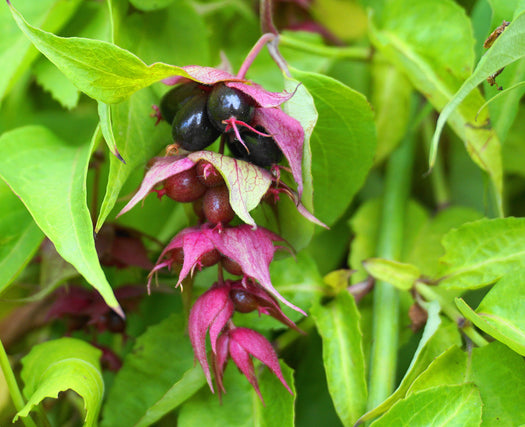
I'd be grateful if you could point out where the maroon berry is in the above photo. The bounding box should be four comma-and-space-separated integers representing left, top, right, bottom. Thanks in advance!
192, 197, 205, 220
164, 167, 207, 202
222, 256, 243, 276
203, 186, 235, 224
168, 247, 185, 265
196, 160, 224, 188
199, 249, 221, 267
230, 288, 258, 313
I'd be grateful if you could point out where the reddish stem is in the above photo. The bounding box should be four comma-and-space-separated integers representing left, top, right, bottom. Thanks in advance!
237, 33, 276, 79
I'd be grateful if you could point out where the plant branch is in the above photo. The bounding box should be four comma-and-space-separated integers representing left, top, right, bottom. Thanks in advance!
367, 97, 420, 410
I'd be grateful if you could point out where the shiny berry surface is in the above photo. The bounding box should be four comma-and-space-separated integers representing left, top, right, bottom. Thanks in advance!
164, 167, 207, 202
207, 84, 255, 131
203, 186, 235, 224
172, 93, 221, 151
160, 82, 205, 124
227, 127, 283, 167
230, 288, 258, 313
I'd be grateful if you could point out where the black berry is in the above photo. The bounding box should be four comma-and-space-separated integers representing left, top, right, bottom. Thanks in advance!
203, 186, 235, 224
172, 93, 221, 151
160, 82, 206, 124
164, 167, 207, 202
207, 83, 255, 132
227, 127, 283, 167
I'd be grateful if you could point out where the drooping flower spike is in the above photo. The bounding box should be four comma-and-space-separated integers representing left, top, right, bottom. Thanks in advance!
147, 223, 304, 314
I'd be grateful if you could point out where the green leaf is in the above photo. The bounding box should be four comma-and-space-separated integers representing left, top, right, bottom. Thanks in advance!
178, 361, 295, 427
370, 0, 503, 210
15, 338, 103, 426
455, 273, 525, 355
311, 291, 367, 426
439, 217, 525, 291
291, 69, 376, 226
363, 259, 420, 291
432, 9, 525, 155
407, 346, 468, 394
7, 2, 192, 104
370, 384, 482, 427
96, 89, 171, 230
129, 0, 174, 11
101, 313, 205, 427
358, 302, 462, 423
0, 181, 43, 294
470, 342, 525, 425
371, 57, 413, 164
0, 126, 121, 314
405, 206, 483, 278
0, 0, 82, 102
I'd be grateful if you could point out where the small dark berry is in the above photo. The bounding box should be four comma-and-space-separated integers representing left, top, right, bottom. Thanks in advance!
160, 82, 206, 124
192, 197, 205, 220
172, 93, 221, 151
199, 249, 222, 267
227, 127, 283, 167
203, 186, 235, 224
207, 83, 255, 132
196, 160, 225, 188
230, 288, 258, 313
164, 167, 207, 202
222, 256, 243, 276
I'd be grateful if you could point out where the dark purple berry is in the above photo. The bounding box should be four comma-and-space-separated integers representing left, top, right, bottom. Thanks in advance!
227, 127, 283, 167
196, 160, 224, 188
164, 167, 207, 202
160, 82, 206, 124
203, 186, 235, 224
172, 93, 221, 151
207, 83, 255, 131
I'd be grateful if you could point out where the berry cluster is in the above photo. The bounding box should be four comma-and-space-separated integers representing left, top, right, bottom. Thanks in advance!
160, 81, 283, 167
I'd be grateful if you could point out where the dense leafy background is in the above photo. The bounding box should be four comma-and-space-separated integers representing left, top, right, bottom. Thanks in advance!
1, 0, 525, 426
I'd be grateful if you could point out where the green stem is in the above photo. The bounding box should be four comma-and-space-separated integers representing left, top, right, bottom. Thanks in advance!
279, 34, 371, 61
416, 283, 489, 347
0, 340, 37, 427
367, 98, 421, 410
422, 117, 450, 210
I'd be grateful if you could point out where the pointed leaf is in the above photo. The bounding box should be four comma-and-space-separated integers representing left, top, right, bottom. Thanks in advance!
8, 1, 192, 103
432, 10, 525, 163
311, 291, 367, 426
370, 384, 482, 427
0, 126, 121, 314
456, 272, 525, 355
15, 338, 103, 426
439, 217, 525, 290
0, 181, 43, 293
0, 0, 83, 101
363, 259, 421, 291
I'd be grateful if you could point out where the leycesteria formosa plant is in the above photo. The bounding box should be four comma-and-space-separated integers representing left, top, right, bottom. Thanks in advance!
117, 34, 325, 398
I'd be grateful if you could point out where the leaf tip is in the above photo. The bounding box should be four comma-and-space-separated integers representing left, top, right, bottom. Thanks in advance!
115, 151, 126, 164
112, 304, 126, 320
